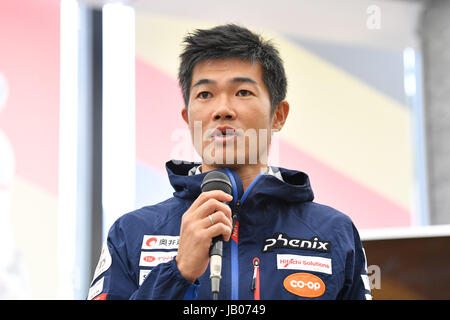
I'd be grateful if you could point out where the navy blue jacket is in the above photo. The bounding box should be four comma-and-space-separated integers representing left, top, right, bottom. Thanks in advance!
88, 160, 372, 300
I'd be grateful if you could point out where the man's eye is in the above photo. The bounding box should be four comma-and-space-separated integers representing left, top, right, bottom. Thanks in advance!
197, 91, 212, 99
237, 89, 252, 97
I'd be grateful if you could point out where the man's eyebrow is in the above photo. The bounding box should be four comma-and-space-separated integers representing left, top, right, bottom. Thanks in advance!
192, 77, 258, 88
192, 78, 216, 88
229, 77, 258, 85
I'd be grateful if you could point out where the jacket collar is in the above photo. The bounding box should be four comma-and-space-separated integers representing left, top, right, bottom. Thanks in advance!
187, 164, 284, 182
166, 160, 314, 204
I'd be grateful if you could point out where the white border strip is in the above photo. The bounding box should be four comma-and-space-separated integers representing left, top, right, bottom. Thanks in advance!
102, 3, 136, 239
403, 47, 430, 226
360, 224, 450, 241
58, 0, 80, 300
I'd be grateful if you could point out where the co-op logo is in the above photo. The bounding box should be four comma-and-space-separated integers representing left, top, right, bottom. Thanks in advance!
283, 273, 326, 298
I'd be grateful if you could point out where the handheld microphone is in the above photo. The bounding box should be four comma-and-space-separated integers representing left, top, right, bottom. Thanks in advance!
201, 171, 232, 300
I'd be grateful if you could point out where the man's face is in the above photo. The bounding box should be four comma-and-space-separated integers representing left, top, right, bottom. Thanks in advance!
182, 58, 287, 168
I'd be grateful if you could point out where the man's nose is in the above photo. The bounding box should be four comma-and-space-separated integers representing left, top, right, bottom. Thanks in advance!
211, 96, 236, 120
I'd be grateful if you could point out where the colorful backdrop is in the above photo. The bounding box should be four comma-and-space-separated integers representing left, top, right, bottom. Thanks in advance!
134, 14, 415, 230
0, 0, 60, 298
0, 2, 421, 299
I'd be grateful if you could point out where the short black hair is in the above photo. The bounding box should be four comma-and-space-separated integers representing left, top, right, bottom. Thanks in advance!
178, 24, 287, 114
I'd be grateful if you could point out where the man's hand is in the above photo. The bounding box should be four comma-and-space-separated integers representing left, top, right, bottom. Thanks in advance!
175, 190, 233, 283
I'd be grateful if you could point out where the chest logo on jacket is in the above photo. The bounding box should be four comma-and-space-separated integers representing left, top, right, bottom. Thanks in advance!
262, 232, 331, 253
141, 235, 179, 250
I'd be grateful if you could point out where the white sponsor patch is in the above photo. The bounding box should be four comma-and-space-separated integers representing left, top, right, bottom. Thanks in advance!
92, 243, 112, 282
277, 254, 332, 275
361, 274, 371, 291
139, 251, 177, 267
88, 277, 104, 300
141, 235, 179, 250
139, 269, 151, 286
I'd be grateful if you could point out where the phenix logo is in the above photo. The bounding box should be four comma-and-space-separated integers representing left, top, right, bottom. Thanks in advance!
262, 233, 331, 253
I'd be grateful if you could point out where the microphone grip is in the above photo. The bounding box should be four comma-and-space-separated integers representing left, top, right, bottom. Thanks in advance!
209, 236, 223, 256
210, 236, 223, 299
201, 171, 232, 300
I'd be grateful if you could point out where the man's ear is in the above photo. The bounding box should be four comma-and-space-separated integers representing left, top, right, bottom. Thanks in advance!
271, 100, 290, 132
181, 107, 189, 125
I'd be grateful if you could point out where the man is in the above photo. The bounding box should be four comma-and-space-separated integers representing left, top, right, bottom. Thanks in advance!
88, 24, 371, 300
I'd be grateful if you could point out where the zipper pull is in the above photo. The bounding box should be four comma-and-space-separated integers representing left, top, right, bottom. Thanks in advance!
232, 200, 241, 235
233, 200, 241, 220
251, 257, 260, 300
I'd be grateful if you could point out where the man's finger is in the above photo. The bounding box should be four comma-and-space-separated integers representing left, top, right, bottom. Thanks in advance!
188, 190, 233, 212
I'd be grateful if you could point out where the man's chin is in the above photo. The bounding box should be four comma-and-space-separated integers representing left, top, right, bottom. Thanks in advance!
207, 163, 242, 170
201, 157, 262, 169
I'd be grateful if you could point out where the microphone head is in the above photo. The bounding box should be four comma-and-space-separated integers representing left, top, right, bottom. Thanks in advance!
201, 171, 232, 196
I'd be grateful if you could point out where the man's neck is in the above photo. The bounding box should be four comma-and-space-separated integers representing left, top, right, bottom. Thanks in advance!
201, 163, 268, 193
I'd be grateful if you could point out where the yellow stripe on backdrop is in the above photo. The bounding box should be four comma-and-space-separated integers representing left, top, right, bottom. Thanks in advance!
135, 14, 413, 213
10, 176, 58, 299
275, 35, 413, 213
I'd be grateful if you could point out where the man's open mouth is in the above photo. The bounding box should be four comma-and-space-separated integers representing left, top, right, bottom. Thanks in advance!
210, 126, 238, 142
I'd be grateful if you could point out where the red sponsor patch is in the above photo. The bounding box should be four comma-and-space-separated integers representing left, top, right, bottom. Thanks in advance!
232, 221, 239, 243
145, 237, 157, 247
143, 256, 155, 263
283, 273, 325, 298
93, 293, 107, 300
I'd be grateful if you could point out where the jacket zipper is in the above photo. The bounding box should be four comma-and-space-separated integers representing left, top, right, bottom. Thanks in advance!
232, 200, 240, 238
225, 169, 240, 300
230, 200, 240, 300
251, 257, 260, 300
225, 169, 264, 300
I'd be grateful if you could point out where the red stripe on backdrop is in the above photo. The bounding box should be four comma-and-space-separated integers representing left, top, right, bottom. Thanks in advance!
0, 0, 60, 196
135, 57, 411, 229
136, 57, 188, 174
277, 139, 411, 229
